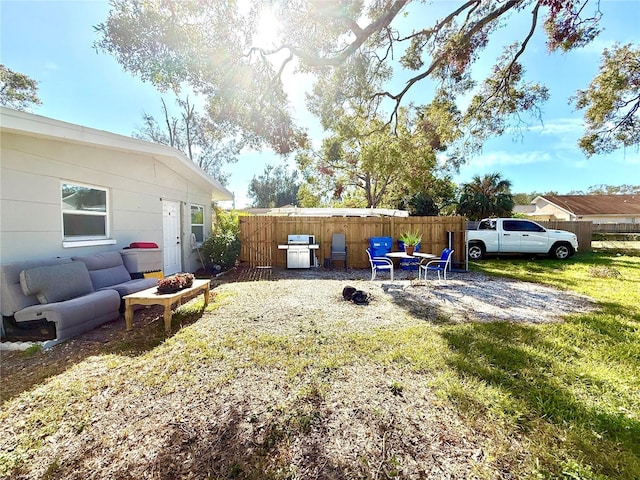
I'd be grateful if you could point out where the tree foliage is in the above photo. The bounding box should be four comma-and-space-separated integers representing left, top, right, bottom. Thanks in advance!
513, 185, 640, 200
567, 184, 640, 195
457, 172, 514, 220
513, 190, 561, 204
248, 164, 301, 208
94, 0, 623, 159
200, 208, 243, 271
0, 65, 41, 110
296, 108, 450, 208
94, 0, 307, 155
134, 97, 239, 185
574, 44, 640, 156
296, 184, 323, 208
395, 178, 458, 216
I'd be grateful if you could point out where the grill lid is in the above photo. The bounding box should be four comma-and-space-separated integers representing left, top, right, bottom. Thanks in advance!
288, 234, 311, 244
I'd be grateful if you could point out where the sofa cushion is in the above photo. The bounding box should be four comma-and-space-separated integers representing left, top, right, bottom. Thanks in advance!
72, 252, 131, 290
98, 278, 157, 297
20, 262, 94, 304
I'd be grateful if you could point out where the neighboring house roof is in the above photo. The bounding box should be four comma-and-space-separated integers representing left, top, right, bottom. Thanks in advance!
536, 195, 640, 216
0, 107, 233, 201
241, 207, 410, 217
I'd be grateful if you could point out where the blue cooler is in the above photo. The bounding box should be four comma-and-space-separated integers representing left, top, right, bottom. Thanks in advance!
369, 236, 393, 257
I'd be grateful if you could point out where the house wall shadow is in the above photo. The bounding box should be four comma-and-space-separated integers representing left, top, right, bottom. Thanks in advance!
1, 301, 210, 404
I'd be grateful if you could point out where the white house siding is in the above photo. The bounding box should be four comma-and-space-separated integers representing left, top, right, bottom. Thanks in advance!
530, 198, 572, 220
0, 131, 213, 271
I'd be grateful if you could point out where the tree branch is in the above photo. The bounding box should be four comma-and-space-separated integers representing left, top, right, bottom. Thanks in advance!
285, 0, 410, 67
466, 1, 542, 118
375, 0, 523, 130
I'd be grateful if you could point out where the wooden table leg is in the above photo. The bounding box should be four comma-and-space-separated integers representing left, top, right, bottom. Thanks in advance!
203, 285, 210, 307
125, 299, 133, 330
163, 300, 173, 333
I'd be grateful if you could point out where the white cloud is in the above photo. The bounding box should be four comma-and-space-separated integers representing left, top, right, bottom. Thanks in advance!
529, 118, 583, 136
466, 151, 554, 169
44, 62, 58, 71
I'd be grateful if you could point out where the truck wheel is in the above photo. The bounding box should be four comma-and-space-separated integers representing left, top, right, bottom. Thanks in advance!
551, 243, 572, 260
468, 243, 485, 260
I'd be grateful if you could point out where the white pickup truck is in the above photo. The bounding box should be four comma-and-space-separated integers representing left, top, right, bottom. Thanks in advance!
467, 218, 578, 260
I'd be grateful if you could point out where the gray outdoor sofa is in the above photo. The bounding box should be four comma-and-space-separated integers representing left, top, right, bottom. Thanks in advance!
1, 251, 157, 347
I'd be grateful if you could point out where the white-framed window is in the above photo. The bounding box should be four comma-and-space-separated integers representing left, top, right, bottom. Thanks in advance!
61, 182, 111, 246
190, 204, 205, 245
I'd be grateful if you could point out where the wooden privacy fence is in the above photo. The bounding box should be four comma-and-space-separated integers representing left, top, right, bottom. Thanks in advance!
239, 216, 467, 269
592, 223, 640, 233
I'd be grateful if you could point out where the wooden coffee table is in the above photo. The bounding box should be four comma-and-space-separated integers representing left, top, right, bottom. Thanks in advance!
123, 279, 211, 332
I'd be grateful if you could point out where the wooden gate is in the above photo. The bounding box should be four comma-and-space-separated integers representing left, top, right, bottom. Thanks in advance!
240, 216, 274, 267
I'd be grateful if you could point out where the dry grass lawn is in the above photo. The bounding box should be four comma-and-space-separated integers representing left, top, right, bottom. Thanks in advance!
1, 257, 637, 480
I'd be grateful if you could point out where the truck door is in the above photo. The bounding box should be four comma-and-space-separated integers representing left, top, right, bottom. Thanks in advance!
503, 219, 548, 253
517, 220, 548, 253
500, 220, 523, 252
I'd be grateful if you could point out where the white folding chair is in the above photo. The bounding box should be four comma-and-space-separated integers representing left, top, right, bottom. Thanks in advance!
366, 248, 394, 281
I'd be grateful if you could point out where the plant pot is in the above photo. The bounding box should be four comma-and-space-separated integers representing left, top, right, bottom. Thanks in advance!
404, 245, 415, 256
157, 286, 183, 294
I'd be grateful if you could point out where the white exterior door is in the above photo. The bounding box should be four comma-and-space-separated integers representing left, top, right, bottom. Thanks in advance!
162, 200, 182, 275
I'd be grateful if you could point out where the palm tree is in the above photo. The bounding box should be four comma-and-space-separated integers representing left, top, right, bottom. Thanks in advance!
457, 172, 514, 220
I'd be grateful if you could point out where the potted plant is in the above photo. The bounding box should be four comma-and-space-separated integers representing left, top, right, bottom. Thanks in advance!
398, 230, 422, 256
157, 272, 195, 294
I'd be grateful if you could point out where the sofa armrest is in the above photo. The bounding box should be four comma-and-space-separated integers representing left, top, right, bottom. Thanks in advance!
12, 303, 50, 322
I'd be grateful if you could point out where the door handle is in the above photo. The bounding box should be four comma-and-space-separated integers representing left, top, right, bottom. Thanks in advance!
522, 234, 529, 236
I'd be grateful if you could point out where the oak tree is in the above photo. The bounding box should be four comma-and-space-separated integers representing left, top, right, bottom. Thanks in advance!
574, 44, 640, 157
0, 65, 41, 110
95, 0, 619, 158
134, 97, 239, 185
296, 108, 449, 208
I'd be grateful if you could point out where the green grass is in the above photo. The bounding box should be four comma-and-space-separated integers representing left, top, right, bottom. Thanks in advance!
20, 344, 43, 357
456, 252, 640, 479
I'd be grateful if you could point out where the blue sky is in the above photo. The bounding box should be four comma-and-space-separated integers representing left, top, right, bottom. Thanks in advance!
1, 0, 639, 208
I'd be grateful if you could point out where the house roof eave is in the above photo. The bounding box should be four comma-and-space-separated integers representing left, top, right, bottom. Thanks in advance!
537, 196, 578, 217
